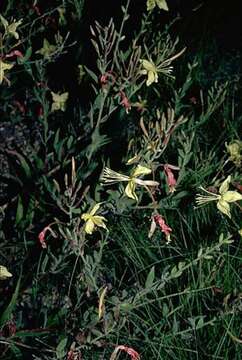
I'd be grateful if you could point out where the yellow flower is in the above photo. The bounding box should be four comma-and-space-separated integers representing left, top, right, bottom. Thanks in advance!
196, 175, 242, 218
0, 59, 14, 84
147, 0, 169, 12
140, 59, 159, 86
0, 14, 22, 39
226, 141, 242, 166
140, 49, 185, 86
101, 165, 159, 201
51, 91, 69, 112
81, 203, 107, 234
36, 38, 56, 59
0, 265, 12, 280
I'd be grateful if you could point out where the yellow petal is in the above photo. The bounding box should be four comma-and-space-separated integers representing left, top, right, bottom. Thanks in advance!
81, 213, 91, 221
147, 70, 157, 86
146, 0, 156, 11
92, 215, 107, 229
156, 0, 169, 11
141, 59, 156, 72
222, 191, 242, 203
133, 165, 151, 177
84, 219, 95, 234
0, 60, 14, 84
217, 199, 231, 218
90, 203, 101, 216
219, 176, 231, 195
8, 19, 22, 39
125, 181, 137, 201
0, 265, 12, 280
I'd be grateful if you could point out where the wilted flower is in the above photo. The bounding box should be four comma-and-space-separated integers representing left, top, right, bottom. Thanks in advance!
81, 203, 107, 234
164, 164, 179, 193
226, 141, 242, 167
38, 226, 51, 248
98, 286, 108, 320
100, 71, 116, 88
196, 175, 242, 218
13, 100, 26, 114
110, 345, 140, 360
149, 214, 172, 242
0, 60, 14, 84
38, 225, 56, 248
132, 96, 147, 113
101, 165, 159, 201
0, 265, 13, 280
147, 0, 169, 12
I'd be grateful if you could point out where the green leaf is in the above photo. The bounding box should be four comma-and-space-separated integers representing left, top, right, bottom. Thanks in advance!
10, 344, 22, 358
0, 270, 22, 327
18, 46, 32, 64
84, 66, 98, 83
145, 266, 155, 289
56, 337, 68, 359
14, 151, 32, 178
15, 196, 24, 225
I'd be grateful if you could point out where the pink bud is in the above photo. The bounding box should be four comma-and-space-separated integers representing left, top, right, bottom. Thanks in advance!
38, 226, 52, 248
164, 164, 178, 193
120, 91, 131, 113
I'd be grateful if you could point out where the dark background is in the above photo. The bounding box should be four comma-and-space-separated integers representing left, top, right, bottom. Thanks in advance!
83, 0, 242, 50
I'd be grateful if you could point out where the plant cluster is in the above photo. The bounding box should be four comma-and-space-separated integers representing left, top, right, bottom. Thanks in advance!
0, 1, 241, 359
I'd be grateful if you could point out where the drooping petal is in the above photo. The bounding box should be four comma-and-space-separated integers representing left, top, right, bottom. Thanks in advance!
148, 217, 157, 238
222, 191, 242, 203
125, 181, 137, 201
132, 165, 151, 177
217, 199, 231, 218
156, 0, 169, 11
219, 175, 231, 195
92, 215, 107, 229
147, 70, 157, 86
0, 265, 13, 280
84, 219, 95, 234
